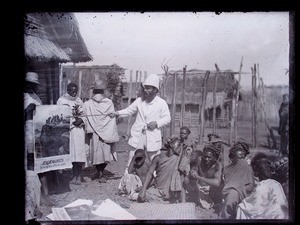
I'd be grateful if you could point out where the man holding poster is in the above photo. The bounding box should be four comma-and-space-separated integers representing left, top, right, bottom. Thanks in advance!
24, 72, 50, 221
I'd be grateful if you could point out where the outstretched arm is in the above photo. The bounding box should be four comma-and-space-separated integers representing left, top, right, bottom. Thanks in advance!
114, 98, 139, 118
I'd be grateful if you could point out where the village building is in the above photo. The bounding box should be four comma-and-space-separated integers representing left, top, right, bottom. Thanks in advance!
24, 12, 92, 104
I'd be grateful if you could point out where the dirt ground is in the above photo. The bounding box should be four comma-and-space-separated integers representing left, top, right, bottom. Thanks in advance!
36, 120, 280, 222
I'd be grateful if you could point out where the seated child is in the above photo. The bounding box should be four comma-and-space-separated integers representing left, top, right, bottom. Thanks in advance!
118, 149, 150, 200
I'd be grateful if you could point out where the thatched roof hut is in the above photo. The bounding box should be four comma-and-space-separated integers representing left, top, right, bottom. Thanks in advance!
122, 69, 238, 108
24, 13, 93, 104
162, 69, 237, 105
25, 13, 92, 63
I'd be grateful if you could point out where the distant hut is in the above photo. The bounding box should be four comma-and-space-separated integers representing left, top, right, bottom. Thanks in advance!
24, 12, 92, 104
122, 69, 241, 127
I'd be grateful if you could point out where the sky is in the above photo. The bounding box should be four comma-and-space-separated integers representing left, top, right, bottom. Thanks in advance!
73, 12, 290, 88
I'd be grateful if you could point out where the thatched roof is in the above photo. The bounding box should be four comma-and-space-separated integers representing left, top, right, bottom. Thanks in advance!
24, 13, 92, 63
25, 35, 71, 62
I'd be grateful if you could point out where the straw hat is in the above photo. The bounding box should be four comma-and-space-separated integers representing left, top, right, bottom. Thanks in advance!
143, 74, 160, 90
25, 72, 40, 84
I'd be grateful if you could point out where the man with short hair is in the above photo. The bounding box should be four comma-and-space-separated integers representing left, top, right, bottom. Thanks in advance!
185, 144, 223, 209
109, 74, 171, 174
57, 82, 87, 185
24, 72, 51, 221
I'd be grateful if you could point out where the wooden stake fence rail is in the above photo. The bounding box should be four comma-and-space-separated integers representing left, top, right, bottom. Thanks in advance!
180, 66, 187, 128
198, 71, 210, 145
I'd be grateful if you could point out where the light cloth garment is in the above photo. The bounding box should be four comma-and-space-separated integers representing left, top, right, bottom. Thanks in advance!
24, 92, 42, 221
236, 179, 288, 219
117, 96, 171, 152
83, 96, 119, 143
24, 92, 42, 156
24, 92, 42, 109
118, 174, 143, 200
83, 95, 119, 165
57, 94, 87, 164
25, 170, 41, 221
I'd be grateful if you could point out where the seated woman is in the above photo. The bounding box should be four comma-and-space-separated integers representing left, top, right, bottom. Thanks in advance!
236, 153, 288, 219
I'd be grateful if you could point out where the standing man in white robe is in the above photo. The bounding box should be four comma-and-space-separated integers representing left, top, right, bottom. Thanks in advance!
109, 74, 171, 174
57, 82, 87, 185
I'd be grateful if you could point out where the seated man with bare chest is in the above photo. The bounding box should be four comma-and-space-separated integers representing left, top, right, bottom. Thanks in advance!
184, 145, 223, 209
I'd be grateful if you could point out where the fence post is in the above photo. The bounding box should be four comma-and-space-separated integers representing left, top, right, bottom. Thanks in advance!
198, 71, 210, 144
170, 73, 177, 136
180, 66, 187, 128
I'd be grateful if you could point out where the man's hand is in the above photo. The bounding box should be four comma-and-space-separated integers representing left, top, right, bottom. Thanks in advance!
147, 121, 157, 131
73, 118, 84, 127
189, 170, 199, 179
108, 112, 119, 118
25, 103, 36, 120
137, 189, 146, 202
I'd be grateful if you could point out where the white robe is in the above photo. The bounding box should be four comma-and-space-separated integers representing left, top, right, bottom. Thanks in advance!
236, 179, 289, 219
57, 94, 87, 164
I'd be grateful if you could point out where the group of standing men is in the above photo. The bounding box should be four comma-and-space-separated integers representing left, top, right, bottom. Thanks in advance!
24, 72, 172, 221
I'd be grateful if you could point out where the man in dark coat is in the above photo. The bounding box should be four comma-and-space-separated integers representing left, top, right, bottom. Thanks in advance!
278, 94, 289, 156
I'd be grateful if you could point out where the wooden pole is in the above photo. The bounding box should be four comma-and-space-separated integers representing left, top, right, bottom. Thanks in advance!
78, 70, 82, 99
139, 70, 142, 84
189, 107, 192, 127
127, 70, 133, 140
135, 70, 139, 97
234, 57, 244, 143
128, 70, 133, 106
254, 64, 257, 147
59, 63, 63, 97
180, 66, 187, 128
251, 65, 257, 147
170, 73, 177, 136
213, 64, 219, 134
198, 71, 210, 144
144, 71, 147, 82
162, 68, 168, 138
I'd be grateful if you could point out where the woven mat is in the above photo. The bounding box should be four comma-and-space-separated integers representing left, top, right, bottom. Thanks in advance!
127, 202, 197, 220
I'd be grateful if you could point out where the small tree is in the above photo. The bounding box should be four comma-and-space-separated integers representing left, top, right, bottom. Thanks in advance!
106, 63, 125, 111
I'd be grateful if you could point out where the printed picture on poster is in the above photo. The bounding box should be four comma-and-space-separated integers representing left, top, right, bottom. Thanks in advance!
33, 105, 73, 173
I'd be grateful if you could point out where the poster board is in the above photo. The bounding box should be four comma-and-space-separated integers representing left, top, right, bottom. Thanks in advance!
33, 105, 72, 173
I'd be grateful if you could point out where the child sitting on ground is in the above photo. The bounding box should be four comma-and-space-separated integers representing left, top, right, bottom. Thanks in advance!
118, 149, 150, 200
